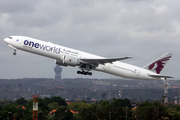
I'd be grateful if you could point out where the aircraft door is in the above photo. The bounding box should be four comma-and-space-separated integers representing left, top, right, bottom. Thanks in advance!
18, 38, 23, 44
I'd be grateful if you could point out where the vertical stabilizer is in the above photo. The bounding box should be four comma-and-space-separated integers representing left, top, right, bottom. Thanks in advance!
143, 53, 172, 74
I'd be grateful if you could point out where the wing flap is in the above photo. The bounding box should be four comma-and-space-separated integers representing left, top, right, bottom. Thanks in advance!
80, 57, 131, 64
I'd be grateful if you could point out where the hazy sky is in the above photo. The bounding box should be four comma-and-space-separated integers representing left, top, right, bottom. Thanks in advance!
1, 0, 180, 79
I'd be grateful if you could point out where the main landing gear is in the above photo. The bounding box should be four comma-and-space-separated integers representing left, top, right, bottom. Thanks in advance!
13, 50, 16, 55
77, 70, 92, 76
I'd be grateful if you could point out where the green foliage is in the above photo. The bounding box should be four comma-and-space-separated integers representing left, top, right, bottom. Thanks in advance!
2, 97, 180, 120
175, 105, 180, 111
68, 102, 98, 120
54, 106, 73, 120
99, 100, 109, 106
48, 102, 59, 111
164, 105, 180, 120
0, 100, 13, 106
15, 97, 27, 107
68, 99, 132, 120
68, 102, 81, 111
113, 98, 132, 107
25, 99, 33, 111
0, 104, 25, 119
44, 96, 67, 106
133, 100, 168, 120
78, 103, 97, 120
96, 103, 109, 120
38, 98, 49, 112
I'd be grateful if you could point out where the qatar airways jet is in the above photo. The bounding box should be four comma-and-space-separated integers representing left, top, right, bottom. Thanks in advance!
4, 36, 173, 80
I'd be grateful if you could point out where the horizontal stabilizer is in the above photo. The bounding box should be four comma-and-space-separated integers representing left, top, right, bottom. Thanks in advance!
80, 57, 131, 64
148, 74, 173, 79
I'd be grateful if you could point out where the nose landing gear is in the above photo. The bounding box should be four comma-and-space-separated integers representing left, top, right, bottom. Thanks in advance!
13, 50, 16, 55
77, 70, 92, 76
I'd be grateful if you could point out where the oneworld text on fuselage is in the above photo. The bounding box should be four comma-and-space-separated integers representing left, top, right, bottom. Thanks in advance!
23, 40, 61, 54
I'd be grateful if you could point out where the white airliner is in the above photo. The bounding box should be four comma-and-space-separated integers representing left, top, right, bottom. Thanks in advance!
4, 36, 173, 80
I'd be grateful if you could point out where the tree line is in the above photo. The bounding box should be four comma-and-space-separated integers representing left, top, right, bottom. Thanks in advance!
0, 96, 180, 120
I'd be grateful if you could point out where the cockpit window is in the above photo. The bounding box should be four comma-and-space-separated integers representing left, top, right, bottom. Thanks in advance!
8, 37, 12, 39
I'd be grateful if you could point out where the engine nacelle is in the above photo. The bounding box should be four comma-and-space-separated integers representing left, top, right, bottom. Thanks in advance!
55, 60, 68, 67
64, 55, 79, 66
55, 55, 79, 67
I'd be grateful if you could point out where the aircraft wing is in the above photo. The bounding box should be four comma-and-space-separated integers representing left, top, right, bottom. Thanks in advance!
80, 57, 131, 65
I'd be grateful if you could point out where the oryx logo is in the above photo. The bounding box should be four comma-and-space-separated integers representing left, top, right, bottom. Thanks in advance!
148, 56, 171, 74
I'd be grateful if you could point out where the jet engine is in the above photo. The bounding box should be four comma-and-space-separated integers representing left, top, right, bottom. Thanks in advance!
55, 55, 79, 67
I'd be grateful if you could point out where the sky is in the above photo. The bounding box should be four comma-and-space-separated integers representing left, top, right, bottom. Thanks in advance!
1, 0, 180, 79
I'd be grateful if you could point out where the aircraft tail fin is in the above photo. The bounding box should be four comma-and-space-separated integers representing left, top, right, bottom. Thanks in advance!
143, 53, 173, 74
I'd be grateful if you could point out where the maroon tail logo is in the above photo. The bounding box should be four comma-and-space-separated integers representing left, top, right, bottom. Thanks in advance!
148, 56, 171, 74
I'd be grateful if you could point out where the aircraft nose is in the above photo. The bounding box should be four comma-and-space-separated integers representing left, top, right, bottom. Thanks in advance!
4, 38, 8, 43
4, 37, 12, 44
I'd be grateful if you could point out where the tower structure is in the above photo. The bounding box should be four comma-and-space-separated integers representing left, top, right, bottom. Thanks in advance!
119, 88, 122, 99
85, 91, 87, 101
179, 88, 180, 105
164, 82, 168, 106
33, 95, 39, 120
109, 91, 111, 100
54, 65, 62, 79
174, 90, 178, 105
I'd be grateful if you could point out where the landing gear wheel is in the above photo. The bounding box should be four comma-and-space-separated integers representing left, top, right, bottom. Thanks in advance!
13, 52, 16, 55
13, 50, 16, 56
81, 71, 85, 74
89, 72, 92, 76
77, 70, 92, 76
84, 72, 88, 75
77, 71, 81, 74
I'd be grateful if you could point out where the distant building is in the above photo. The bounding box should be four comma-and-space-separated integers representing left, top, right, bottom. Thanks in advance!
54, 65, 62, 79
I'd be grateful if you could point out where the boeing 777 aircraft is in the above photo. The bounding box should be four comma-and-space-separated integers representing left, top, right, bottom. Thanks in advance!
4, 36, 173, 80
